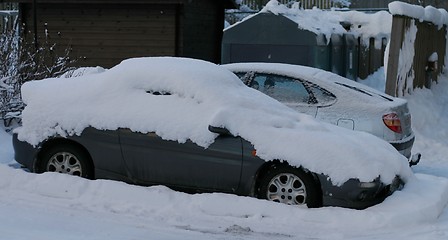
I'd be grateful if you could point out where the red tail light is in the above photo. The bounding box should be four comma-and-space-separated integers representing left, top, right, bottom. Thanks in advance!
383, 113, 402, 133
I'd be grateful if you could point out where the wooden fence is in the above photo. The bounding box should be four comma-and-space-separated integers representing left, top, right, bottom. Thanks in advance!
241, 0, 336, 10
300, 0, 335, 9
385, 15, 446, 97
358, 37, 388, 80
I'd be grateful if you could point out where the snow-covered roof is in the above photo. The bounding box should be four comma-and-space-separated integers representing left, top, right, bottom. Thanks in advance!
337, 10, 392, 45
15, 57, 411, 186
226, 0, 392, 45
260, 1, 347, 41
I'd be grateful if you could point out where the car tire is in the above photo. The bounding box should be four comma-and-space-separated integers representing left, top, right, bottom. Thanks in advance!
40, 144, 93, 179
257, 165, 321, 208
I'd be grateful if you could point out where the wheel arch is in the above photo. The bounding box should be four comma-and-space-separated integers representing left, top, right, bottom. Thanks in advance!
35, 137, 95, 178
252, 160, 281, 197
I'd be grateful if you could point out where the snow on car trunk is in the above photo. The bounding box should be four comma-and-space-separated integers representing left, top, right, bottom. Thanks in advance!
15, 57, 412, 186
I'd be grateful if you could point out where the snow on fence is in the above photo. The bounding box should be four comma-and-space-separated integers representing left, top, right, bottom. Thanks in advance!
300, 0, 335, 9
241, 0, 336, 10
385, 1, 448, 97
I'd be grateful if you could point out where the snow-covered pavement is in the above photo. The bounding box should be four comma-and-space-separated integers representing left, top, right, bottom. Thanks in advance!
0, 162, 447, 240
2, 73, 448, 239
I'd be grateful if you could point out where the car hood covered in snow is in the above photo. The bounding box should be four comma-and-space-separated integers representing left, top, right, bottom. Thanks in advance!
15, 57, 412, 186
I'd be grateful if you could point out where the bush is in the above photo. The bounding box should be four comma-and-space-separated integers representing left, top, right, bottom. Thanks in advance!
1, 24, 76, 127
0, 28, 22, 127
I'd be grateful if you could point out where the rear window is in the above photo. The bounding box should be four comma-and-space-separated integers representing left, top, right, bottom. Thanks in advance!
303, 82, 337, 105
335, 82, 393, 101
253, 74, 311, 104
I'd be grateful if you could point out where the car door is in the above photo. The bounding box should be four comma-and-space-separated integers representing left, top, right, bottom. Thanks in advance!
250, 73, 318, 117
118, 129, 243, 193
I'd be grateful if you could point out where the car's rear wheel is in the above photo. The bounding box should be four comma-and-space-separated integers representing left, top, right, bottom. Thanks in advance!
40, 144, 93, 179
257, 165, 321, 208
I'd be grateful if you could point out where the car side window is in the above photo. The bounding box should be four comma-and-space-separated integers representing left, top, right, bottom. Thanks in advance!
303, 82, 336, 105
253, 74, 311, 104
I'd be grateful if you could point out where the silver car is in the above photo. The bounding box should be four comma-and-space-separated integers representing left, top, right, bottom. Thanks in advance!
224, 63, 419, 164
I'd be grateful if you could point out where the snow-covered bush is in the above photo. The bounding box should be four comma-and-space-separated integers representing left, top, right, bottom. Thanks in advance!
0, 29, 22, 127
0, 25, 76, 127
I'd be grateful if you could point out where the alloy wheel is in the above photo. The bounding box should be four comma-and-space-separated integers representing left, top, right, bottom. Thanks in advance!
266, 173, 307, 205
46, 151, 83, 176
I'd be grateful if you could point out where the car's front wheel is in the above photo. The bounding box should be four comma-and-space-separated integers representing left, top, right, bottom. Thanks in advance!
257, 165, 321, 208
40, 144, 93, 179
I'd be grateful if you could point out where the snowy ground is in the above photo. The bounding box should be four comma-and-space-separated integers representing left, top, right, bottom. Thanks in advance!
2, 71, 448, 239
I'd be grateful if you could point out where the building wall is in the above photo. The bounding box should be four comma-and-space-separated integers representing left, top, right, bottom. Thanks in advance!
182, 0, 225, 63
20, 3, 177, 68
18, 0, 231, 68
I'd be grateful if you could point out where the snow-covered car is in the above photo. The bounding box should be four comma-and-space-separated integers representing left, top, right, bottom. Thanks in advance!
12, 57, 411, 209
223, 63, 419, 164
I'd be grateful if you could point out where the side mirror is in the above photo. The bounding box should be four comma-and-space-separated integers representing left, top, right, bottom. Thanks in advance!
208, 125, 231, 135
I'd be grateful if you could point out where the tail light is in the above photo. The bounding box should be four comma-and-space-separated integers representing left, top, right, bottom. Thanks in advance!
383, 113, 402, 133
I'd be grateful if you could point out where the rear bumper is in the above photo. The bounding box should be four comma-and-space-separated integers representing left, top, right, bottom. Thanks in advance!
317, 174, 403, 209
389, 134, 415, 159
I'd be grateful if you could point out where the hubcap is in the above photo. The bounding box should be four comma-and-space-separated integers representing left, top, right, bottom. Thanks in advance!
267, 173, 306, 205
47, 152, 83, 176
